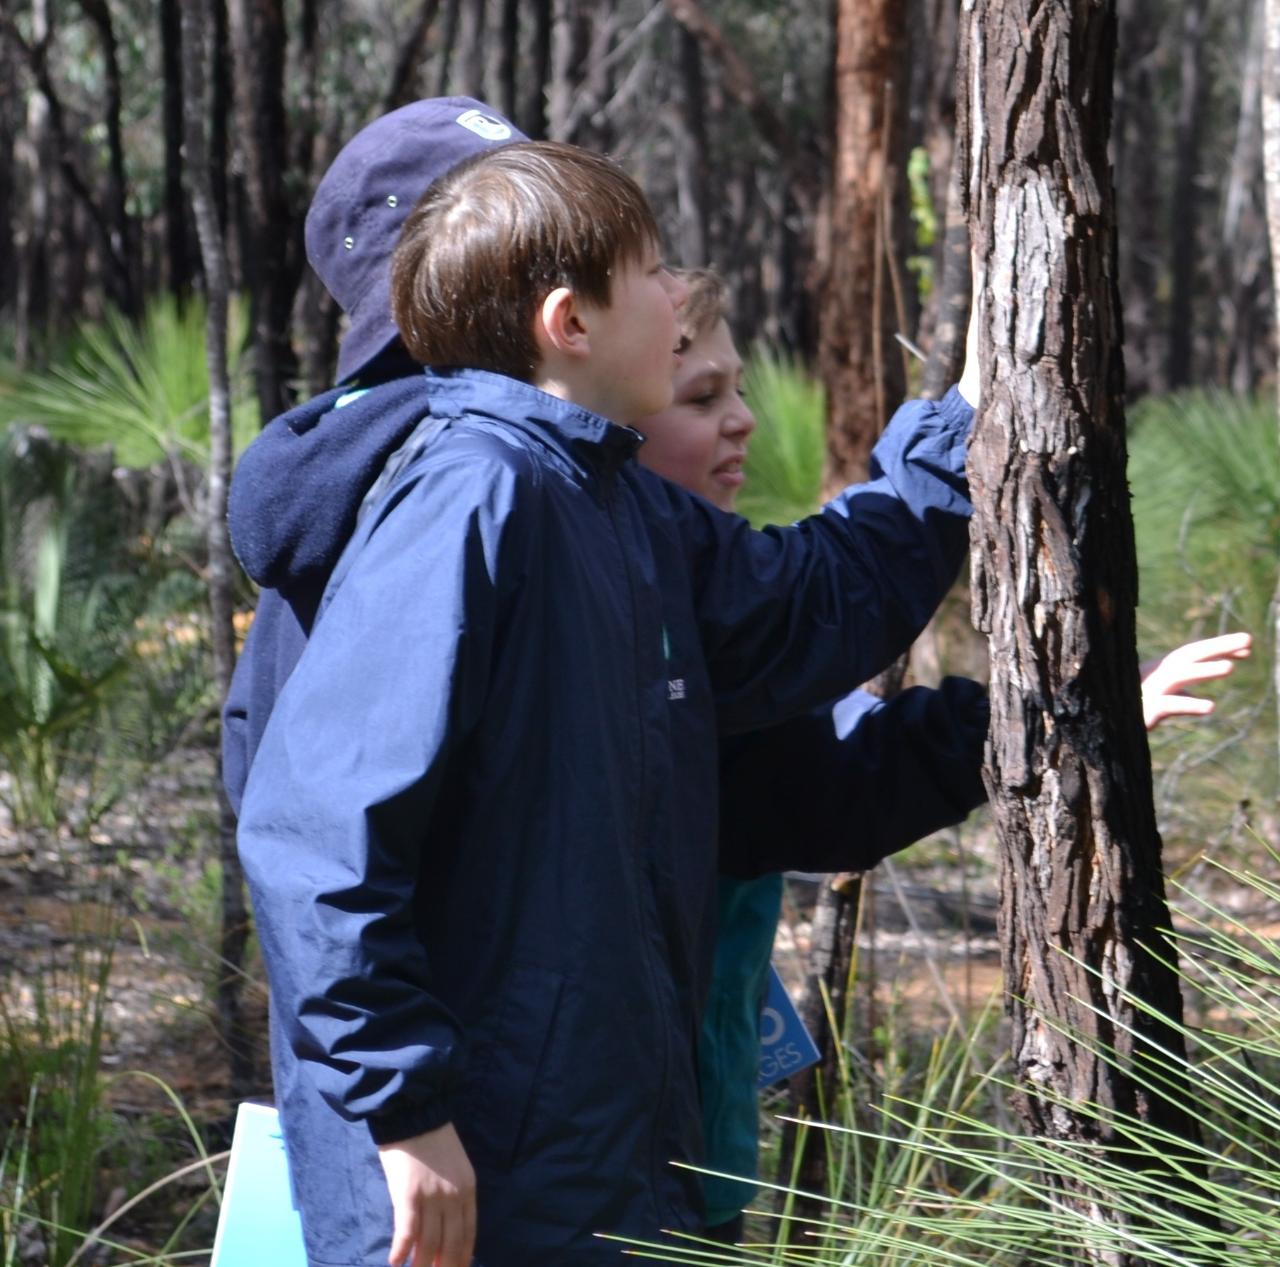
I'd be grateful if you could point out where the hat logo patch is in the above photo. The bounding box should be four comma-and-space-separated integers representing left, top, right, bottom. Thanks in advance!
456, 109, 512, 142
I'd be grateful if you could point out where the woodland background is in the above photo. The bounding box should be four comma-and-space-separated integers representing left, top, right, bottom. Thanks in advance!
0, 1, 1279, 1265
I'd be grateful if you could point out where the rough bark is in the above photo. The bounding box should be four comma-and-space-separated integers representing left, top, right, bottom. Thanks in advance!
819, 0, 911, 487
180, 0, 253, 1101
964, 1, 1210, 1253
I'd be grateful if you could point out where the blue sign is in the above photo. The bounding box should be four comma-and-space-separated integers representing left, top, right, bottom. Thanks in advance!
211, 1103, 308, 1267
758, 965, 821, 1088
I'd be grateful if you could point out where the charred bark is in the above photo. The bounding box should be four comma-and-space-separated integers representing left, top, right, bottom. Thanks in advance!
228, 0, 298, 421
964, 1, 1212, 1254
1167, 0, 1209, 390
161, 0, 192, 300
669, 24, 710, 267
180, 0, 253, 1100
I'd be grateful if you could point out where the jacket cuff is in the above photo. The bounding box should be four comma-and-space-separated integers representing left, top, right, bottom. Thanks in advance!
366, 1095, 454, 1146
938, 384, 975, 429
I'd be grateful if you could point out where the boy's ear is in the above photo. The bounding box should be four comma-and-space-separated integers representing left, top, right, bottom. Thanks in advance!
535, 287, 591, 361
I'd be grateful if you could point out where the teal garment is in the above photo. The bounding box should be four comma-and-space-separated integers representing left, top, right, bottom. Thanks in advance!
698, 872, 784, 1226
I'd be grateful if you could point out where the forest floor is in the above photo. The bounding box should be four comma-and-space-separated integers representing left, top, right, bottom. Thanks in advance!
1, 737, 1273, 1259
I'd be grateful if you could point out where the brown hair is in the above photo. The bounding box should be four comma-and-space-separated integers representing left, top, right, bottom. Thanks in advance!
391, 141, 662, 381
672, 268, 729, 348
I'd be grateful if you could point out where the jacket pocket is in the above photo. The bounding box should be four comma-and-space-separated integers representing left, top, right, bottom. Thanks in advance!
460, 963, 564, 1172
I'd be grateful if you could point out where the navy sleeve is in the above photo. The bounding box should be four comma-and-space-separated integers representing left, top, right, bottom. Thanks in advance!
677, 389, 973, 732
236, 448, 530, 1143
717, 677, 989, 879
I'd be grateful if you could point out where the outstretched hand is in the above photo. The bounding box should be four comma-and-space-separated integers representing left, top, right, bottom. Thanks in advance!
377, 1123, 476, 1267
1140, 632, 1252, 730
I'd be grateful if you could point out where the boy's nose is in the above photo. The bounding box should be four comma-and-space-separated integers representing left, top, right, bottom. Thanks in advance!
723, 397, 757, 438
662, 269, 689, 310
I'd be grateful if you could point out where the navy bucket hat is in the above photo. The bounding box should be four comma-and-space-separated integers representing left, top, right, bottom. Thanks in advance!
305, 97, 527, 385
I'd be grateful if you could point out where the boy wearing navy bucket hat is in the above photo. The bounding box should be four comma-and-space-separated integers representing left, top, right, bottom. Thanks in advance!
227, 97, 983, 1266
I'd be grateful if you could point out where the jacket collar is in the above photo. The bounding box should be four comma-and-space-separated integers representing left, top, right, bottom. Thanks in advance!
421, 368, 644, 479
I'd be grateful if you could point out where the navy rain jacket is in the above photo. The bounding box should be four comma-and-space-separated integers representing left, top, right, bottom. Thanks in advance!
229, 369, 974, 1266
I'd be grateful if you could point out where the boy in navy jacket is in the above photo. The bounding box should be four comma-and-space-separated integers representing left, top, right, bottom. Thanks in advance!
235, 129, 978, 1267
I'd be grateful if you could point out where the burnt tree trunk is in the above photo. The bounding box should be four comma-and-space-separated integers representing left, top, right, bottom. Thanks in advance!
519, 0, 552, 139
819, 0, 911, 487
1167, 0, 1209, 390
385, 0, 442, 111
669, 24, 709, 267
161, 0, 192, 300
229, 0, 297, 421
964, 1, 1210, 1254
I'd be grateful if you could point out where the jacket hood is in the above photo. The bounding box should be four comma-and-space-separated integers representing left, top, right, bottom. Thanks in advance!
228, 375, 434, 589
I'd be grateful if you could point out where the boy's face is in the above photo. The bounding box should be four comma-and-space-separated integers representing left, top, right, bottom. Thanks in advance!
578, 246, 686, 423
636, 319, 756, 512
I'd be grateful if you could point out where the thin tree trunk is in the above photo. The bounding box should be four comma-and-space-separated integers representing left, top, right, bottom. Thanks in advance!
161, 0, 192, 300
819, 0, 911, 488
434, 0, 461, 97
385, 0, 442, 111
0, 31, 15, 319
1115, 0, 1164, 397
964, 2, 1212, 1256
210, 0, 230, 235
228, 0, 296, 421
669, 24, 709, 267
1263, 0, 1280, 777
1167, 0, 1209, 390
519, 0, 551, 138
549, 0, 587, 141
455, 0, 486, 99
487, 0, 519, 120
920, 145, 969, 398
74, 0, 137, 316
181, 0, 253, 1100
11, 0, 49, 367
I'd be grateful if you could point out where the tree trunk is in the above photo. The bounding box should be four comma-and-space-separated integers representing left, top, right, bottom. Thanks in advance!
385, 0, 442, 112
920, 146, 970, 398
548, 0, 587, 142
1115, 0, 1164, 398
669, 24, 709, 268
228, 0, 297, 421
519, 0, 551, 139
160, 0, 192, 300
819, 0, 911, 488
1264, 0, 1280, 774
434, 0, 461, 97
0, 30, 15, 319
1167, 0, 1209, 390
487, 0, 519, 120
181, 0, 254, 1101
964, 1, 1211, 1255
1220, 0, 1267, 395
455, 0, 486, 99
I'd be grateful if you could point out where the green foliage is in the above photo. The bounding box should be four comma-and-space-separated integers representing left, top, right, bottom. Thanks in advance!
1128, 391, 1279, 835
0, 296, 258, 469
0, 429, 212, 829
0, 904, 116, 1266
736, 349, 825, 529
906, 146, 938, 301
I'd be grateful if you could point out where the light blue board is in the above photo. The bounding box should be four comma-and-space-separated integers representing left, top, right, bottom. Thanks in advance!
210, 1102, 308, 1267
757, 965, 821, 1088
